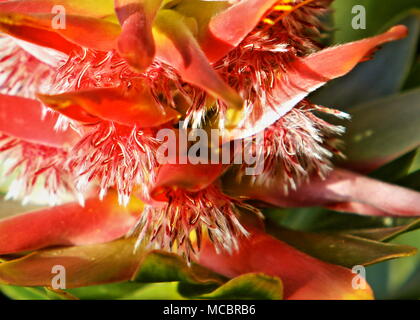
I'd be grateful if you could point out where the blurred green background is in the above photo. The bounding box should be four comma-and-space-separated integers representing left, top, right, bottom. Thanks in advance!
314, 0, 420, 299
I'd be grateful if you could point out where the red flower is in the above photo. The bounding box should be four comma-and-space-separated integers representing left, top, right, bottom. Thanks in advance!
0, 0, 417, 299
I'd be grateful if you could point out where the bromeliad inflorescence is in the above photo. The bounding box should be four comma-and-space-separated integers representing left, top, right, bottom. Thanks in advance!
0, 0, 411, 260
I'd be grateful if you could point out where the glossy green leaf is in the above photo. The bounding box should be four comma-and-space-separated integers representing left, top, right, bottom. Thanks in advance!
265, 207, 420, 233
0, 239, 222, 297
134, 251, 225, 288
267, 225, 417, 268
0, 285, 49, 300
366, 229, 420, 299
407, 149, 420, 174
404, 60, 420, 89
265, 208, 398, 232
134, 251, 284, 299
312, 11, 420, 108
120, 282, 184, 300
187, 273, 283, 300
0, 238, 285, 300
397, 169, 420, 191
1, 281, 185, 300
337, 88, 420, 172
67, 282, 147, 300
0, 285, 77, 300
370, 148, 420, 184
68, 282, 183, 300
344, 219, 420, 242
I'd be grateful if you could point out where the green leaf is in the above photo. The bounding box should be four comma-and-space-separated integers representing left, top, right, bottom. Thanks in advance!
0, 239, 284, 300
370, 148, 420, 184
133, 251, 284, 300
134, 251, 226, 296
67, 282, 184, 300
387, 230, 420, 296
264, 207, 410, 233
121, 282, 184, 300
337, 88, 420, 172
404, 59, 420, 90
0, 285, 49, 300
1, 281, 185, 300
312, 11, 420, 108
407, 149, 420, 174
344, 219, 420, 242
185, 273, 283, 300
366, 229, 420, 299
266, 225, 417, 268
397, 169, 420, 191
67, 282, 148, 300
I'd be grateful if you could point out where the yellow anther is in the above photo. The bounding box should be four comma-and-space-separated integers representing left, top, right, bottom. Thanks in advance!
273, 5, 294, 11
263, 18, 275, 25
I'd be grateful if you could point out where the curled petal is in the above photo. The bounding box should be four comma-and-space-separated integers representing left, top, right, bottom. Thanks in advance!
36, 94, 100, 124
0, 94, 77, 147
0, 12, 77, 54
0, 192, 142, 255
0, 12, 121, 52
37, 85, 180, 128
154, 9, 243, 119
151, 161, 225, 201
203, 0, 278, 62
198, 227, 374, 300
0, 0, 116, 19
224, 168, 420, 217
225, 25, 409, 141
115, 0, 164, 72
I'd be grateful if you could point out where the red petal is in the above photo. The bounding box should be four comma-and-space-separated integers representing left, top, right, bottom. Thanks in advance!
151, 162, 224, 201
36, 93, 101, 124
0, 0, 116, 20
225, 26, 409, 141
154, 9, 243, 114
227, 169, 420, 217
37, 85, 180, 128
0, 12, 77, 54
114, 0, 163, 72
198, 227, 374, 300
0, 12, 120, 52
0, 94, 77, 147
203, 0, 278, 62
0, 192, 142, 255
